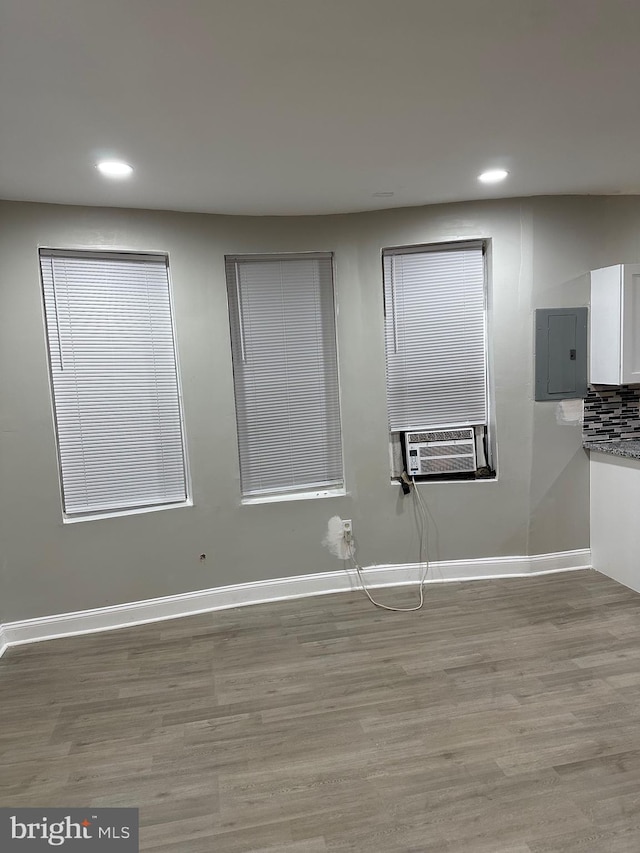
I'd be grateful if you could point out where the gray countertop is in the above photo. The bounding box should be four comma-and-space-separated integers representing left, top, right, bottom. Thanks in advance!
583, 439, 640, 460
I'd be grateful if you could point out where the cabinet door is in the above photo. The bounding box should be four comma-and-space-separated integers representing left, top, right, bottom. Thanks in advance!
590, 265, 622, 385
621, 264, 640, 384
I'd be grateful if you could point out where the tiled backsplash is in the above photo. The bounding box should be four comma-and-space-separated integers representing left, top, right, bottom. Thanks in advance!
583, 386, 640, 440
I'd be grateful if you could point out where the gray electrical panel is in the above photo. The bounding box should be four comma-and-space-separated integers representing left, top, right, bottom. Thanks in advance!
535, 307, 588, 401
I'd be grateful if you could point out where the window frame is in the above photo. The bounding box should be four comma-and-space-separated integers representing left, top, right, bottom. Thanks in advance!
382, 238, 496, 482
225, 251, 345, 503
39, 247, 192, 522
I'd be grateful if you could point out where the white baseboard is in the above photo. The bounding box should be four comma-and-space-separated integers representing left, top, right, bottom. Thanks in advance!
0, 549, 591, 657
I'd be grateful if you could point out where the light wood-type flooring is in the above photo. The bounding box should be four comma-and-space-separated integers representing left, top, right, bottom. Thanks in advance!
3, 570, 640, 852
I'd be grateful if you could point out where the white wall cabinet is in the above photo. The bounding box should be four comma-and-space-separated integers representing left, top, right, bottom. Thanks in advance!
591, 263, 640, 384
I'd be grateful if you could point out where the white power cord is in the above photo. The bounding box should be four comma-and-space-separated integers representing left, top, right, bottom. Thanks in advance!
346, 477, 429, 612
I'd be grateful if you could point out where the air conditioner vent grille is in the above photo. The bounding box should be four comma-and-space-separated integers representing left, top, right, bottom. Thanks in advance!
407, 429, 471, 443
420, 456, 476, 474
419, 442, 475, 458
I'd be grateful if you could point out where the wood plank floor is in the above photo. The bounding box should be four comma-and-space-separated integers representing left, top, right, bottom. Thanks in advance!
3, 570, 640, 851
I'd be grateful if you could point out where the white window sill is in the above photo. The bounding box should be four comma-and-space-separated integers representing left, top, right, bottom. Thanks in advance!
63, 499, 193, 524
390, 476, 498, 486
242, 488, 347, 506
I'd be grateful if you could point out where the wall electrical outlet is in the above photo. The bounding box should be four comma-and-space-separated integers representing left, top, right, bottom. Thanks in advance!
341, 519, 353, 538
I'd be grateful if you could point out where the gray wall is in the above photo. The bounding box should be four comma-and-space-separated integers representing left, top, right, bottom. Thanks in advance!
0, 196, 614, 622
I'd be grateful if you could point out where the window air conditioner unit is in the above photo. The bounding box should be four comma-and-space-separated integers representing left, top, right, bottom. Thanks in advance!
405, 427, 477, 477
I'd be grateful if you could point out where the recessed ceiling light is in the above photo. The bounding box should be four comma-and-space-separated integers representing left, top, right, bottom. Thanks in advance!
373, 191, 394, 197
478, 169, 508, 184
97, 160, 133, 179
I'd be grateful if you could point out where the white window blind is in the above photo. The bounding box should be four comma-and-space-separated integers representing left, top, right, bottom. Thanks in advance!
226, 254, 343, 498
383, 243, 487, 432
40, 250, 188, 517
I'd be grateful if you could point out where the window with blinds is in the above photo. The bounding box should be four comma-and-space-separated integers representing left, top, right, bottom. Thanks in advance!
383, 242, 488, 433
226, 253, 343, 499
40, 250, 188, 518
